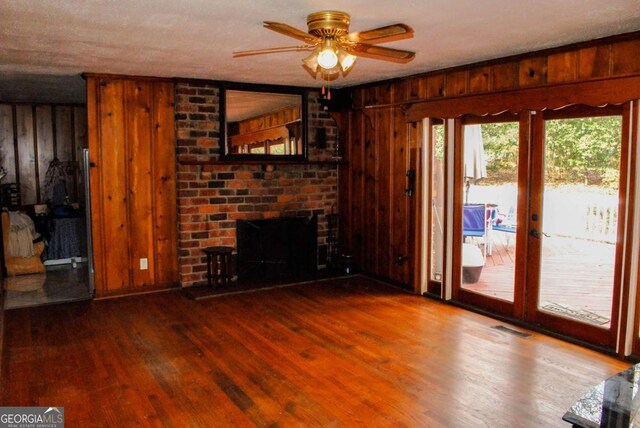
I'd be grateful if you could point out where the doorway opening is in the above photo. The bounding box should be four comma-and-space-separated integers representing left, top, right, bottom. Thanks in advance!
1, 101, 93, 309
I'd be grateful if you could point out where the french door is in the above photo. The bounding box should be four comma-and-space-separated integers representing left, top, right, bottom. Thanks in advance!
452, 106, 627, 348
525, 107, 626, 347
451, 113, 530, 319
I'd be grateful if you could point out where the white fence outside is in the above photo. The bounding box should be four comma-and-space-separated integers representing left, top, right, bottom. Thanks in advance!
468, 184, 618, 244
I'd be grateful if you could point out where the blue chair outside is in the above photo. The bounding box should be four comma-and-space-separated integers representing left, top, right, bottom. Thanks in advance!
463, 204, 488, 261
493, 206, 517, 245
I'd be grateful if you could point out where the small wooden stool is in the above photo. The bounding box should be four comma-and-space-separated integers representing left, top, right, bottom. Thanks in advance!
203, 246, 234, 287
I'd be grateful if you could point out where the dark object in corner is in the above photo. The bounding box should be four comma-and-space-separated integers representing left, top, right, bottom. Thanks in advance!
563, 363, 640, 427
203, 246, 234, 287
341, 254, 354, 275
319, 89, 352, 112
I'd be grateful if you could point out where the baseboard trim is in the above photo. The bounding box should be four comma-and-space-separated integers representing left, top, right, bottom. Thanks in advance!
94, 285, 180, 300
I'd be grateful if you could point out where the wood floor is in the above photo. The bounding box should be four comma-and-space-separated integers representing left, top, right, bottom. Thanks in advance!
0, 276, 629, 427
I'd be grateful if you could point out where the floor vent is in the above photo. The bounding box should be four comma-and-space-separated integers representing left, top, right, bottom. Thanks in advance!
491, 325, 532, 338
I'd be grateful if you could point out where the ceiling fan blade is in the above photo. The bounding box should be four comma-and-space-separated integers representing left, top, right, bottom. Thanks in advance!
349, 44, 415, 63
263, 21, 320, 44
347, 24, 414, 44
233, 45, 315, 58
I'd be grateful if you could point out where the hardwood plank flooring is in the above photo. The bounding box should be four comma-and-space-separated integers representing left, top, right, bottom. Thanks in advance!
0, 276, 629, 427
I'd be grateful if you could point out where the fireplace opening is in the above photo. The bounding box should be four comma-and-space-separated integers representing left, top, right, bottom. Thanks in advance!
236, 215, 318, 283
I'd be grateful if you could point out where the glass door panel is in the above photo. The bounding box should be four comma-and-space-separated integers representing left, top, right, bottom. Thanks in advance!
460, 122, 519, 303
537, 115, 622, 329
430, 122, 445, 284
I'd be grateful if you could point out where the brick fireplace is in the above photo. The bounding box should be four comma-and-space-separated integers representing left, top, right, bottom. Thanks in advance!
174, 81, 339, 287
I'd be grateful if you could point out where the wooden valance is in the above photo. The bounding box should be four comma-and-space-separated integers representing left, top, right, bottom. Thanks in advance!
404, 75, 640, 121
230, 126, 289, 147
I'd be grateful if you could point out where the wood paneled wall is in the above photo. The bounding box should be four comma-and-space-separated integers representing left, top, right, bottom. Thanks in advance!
338, 82, 421, 287
0, 104, 87, 205
87, 76, 178, 296
357, 35, 640, 111
340, 32, 640, 290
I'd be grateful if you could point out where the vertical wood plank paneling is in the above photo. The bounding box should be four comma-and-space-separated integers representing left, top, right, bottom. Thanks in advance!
125, 80, 155, 288
337, 110, 352, 256
518, 57, 547, 87
87, 75, 177, 295
97, 79, 130, 291
0, 105, 16, 183
391, 82, 410, 284
35, 106, 54, 202
15, 105, 36, 205
70, 106, 77, 200
405, 77, 426, 101
74, 107, 88, 203
426, 74, 445, 99
492, 63, 518, 91
363, 87, 378, 274
152, 81, 178, 287
87, 79, 106, 293
55, 106, 76, 202
445, 70, 468, 97
408, 121, 422, 290
32, 106, 40, 202
350, 88, 365, 268
55, 106, 74, 162
469, 67, 491, 94
0, 104, 86, 205
611, 39, 640, 76
578, 46, 611, 80
547, 51, 578, 84
376, 84, 392, 278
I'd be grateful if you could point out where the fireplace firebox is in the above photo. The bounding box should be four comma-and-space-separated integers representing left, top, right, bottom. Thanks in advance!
236, 216, 318, 283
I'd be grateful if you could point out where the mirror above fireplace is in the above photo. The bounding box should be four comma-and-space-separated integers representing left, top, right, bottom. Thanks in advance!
220, 83, 308, 160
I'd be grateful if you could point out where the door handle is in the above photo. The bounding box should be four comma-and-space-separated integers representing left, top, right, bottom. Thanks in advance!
530, 229, 540, 238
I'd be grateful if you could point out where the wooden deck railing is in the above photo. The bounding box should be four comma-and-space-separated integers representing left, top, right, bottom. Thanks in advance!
544, 195, 618, 243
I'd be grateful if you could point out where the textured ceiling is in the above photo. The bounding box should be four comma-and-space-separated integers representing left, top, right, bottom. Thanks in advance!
1, 0, 640, 103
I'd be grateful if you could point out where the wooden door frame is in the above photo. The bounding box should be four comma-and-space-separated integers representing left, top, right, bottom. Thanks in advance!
450, 114, 532, 318
409, 120, 423, 292
421, 118, 447, 297
449, 119, 497, 310
626, 101, 640, 356
524, 106, 629, 348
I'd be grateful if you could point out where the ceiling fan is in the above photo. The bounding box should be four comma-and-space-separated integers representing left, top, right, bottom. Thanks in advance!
233, 11, 415, 90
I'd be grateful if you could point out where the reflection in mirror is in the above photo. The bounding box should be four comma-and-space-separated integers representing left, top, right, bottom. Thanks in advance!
224, 89, 305, 157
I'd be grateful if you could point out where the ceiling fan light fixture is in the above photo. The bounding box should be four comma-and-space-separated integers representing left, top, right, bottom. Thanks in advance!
317, 39, 338, 69
321, 65, 340, 76
337, 48, 356, 72
237, 11, 415, 86
302, 50, 319, 72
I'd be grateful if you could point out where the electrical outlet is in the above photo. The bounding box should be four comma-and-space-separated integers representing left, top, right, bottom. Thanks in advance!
140, 258, 148, 270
